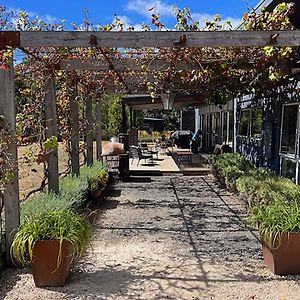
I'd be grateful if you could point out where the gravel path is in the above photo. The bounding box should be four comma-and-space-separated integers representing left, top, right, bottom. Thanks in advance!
1, 175, 300, 300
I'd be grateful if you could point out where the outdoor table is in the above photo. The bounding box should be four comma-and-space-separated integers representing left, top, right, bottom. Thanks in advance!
176, 151, 193, 166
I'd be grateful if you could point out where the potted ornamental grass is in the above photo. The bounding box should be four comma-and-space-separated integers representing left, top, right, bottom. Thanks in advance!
250, 197, 300, 275
88, 168, 109, 199
11, 209, 92, 287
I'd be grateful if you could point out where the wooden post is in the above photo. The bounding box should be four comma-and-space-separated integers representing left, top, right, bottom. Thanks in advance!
69, 79, 80, 176
233, 97, 238, 153
44, 73, 59, 193
133, 110, 137, 128
129, 108, 133, 130
95, 100, 102, 161
0, 59, 20, 262
122, 101, 127, 133
86, 94, 93, 166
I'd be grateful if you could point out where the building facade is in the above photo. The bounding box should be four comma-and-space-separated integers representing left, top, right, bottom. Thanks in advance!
195, 0, 300, 182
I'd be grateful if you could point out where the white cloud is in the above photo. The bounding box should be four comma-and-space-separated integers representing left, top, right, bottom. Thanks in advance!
8, 7, 58, 27
126, 0, 242, 29
192, 13, 242, 29
114, 15, 144, 31
125, 0, 175, 18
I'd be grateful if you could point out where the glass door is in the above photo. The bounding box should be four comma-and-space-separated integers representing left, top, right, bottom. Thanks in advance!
280, 104, 300, 183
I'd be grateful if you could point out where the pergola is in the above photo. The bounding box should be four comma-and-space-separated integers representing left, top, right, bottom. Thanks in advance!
0, 29, 300, 258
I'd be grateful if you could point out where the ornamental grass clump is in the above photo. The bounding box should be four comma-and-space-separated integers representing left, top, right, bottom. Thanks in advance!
11, 209, 92, 267
249, 198, 300, 248
237, 173, 300, 206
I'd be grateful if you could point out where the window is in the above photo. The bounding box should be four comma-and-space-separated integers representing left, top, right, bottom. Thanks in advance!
251, 108, 263, 138
222, 112, 228, 142
281, 105, 298, 155
200, 114, 204, 131
238, 108, 262, 138
281, 157, 296, 182
238, 110, 250, 136
280, 104, 300, 184
213, 112, 220, 133
229, 111, 233, 142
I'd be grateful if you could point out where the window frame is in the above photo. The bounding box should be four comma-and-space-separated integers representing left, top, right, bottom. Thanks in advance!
279, 103, 300, 184
238, 108, 251, 137
237, 107, 263, 139
250, 107, 263, 139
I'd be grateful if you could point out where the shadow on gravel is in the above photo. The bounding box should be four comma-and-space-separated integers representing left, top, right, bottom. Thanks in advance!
124, 176, 154, 183
54, 264, 214, 300
81, 175, 300, 299
0, 268, 30, 299
106, 189, 121, 198
47, 258, 297, 300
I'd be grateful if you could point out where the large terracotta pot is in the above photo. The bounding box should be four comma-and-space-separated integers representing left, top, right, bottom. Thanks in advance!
262, 232, 300, 275
31, 240, 73, 287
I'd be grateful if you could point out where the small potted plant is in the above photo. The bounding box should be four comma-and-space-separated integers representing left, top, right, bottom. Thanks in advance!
250, 198, 300, 275
11, 209, 92, 287
89, 169, 109, 199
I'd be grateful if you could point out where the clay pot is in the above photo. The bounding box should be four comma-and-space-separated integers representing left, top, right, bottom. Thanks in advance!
262, 232, 300, 275
90, 185, 105, 199
30, 240, 73, 287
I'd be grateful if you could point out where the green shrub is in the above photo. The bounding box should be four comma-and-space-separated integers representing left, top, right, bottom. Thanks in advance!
11, 209, 92, 266
212, 153, 300, 246
211, 153, 254, 191
21, 161, 108, 221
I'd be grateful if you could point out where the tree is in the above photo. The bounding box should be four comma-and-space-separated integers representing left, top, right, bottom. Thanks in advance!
107, 96, 130, 137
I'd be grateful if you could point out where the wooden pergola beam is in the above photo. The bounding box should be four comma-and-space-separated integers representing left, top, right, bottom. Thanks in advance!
9, 30, 300, 48
123, 94, 204, 110
59, 59, 255, 71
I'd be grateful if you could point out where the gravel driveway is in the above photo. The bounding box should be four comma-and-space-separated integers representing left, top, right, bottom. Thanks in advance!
1, 175, 300, 300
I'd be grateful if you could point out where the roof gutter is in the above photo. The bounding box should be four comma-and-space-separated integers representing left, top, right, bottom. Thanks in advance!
254, 0, 274, 12
237, 0, 274, 29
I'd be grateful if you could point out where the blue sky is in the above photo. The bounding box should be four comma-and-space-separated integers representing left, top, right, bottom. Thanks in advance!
1, 0, 260, 29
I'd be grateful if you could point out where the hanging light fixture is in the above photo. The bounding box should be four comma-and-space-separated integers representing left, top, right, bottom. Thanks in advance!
160, 93, 175, 110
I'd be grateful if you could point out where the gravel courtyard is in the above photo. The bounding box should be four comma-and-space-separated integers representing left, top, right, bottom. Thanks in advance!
1, 175, 300, 300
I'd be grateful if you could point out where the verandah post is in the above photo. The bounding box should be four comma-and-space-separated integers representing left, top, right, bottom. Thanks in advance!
95, 99, 102, 161
122, 101, 127, 133
44, 71, 59, 193
69, 76, 80, 176
0, 59, 20, 263
86, 94, 93, 166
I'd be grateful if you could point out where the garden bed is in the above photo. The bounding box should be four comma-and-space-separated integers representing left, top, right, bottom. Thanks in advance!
211, 153, 300, 208
21, 160, 109, 222
211, 153, 300, 274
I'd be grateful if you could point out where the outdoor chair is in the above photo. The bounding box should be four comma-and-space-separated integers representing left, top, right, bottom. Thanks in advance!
130, 145, 153, 165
